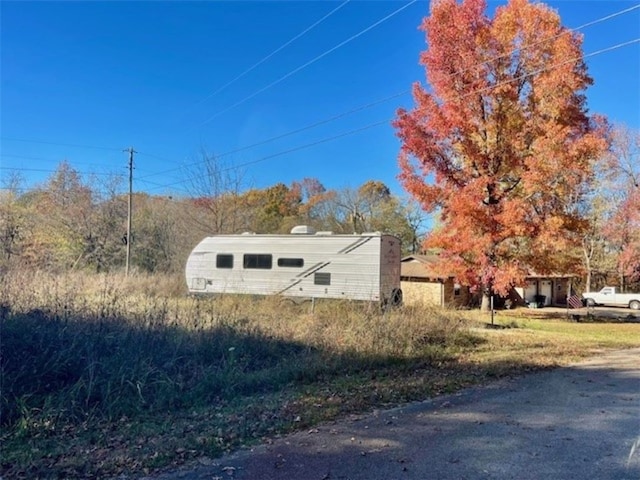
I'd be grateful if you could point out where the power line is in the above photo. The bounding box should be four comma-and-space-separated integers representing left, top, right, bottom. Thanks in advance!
147, 122, 391, 194
4, 3, 637, 187
0, 163, 158, 180
570, 3, 639, 30
0, 166, 125, 177
198, 1, 635, 127
5, 5, 637, 196
0, 149, 167, 177
473, 3, 640, 76
146, 120, 390, 192
185, 0, 351, 114
11, 42, 640, 198
142, 37, 640, 193
0, 153, 121, 170
0, 137, 123, 151
453, 38, 640, 102
137, 89, 408, 181
199, 0, 419, 126
1, 153, 66, 162
138, 3, 639, 182
135, 151, 179, 165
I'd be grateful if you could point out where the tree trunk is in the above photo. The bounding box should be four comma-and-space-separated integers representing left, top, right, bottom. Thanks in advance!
583, 242, 593, 293
480, 294, 490, 312
480, 284, 493, 312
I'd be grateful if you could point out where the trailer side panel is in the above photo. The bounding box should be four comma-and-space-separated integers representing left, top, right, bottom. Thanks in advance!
185, 232, 401, 303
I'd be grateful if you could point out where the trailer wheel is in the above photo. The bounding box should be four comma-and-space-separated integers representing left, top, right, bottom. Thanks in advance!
630, 300, 640, 310
390, 288, 403, 307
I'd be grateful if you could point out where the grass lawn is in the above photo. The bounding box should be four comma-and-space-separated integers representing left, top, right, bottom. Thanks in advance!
2, 271, 639, 478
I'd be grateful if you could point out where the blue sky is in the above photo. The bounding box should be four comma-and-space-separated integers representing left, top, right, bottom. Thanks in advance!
1, 0, 639, 199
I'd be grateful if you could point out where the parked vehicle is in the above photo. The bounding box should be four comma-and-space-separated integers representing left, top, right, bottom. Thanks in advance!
582, 286, 640, 310
185, 226, 403, 306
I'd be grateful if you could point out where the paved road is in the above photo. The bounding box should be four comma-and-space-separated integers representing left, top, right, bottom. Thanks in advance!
522, 305, 640, 321
156, 348, 640, 480
569, 306, 640, 321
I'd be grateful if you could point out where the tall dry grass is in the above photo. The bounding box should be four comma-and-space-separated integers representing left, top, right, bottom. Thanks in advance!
1, 269, 474, 436
5, 270, 639, 477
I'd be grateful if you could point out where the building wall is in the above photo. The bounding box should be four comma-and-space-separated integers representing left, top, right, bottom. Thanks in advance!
441, 279, 473, 308
401, 279, 443, 306
513, 278, 573, 306
403, 275, 572, 309
401, 278, 473, 307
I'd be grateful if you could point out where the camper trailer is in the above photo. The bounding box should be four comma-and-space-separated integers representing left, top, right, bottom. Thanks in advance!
185, 226, 403, 305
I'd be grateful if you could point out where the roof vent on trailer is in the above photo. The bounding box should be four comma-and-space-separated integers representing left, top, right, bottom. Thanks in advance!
290, 225, 316, 235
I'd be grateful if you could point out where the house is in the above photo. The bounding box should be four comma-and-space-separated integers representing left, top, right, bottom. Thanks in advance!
511, 273, 575, 308
401, 254, 575, 308
400, 255, 473, 307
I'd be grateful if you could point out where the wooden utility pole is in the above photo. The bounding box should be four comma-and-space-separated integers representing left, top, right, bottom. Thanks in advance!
125, 147, 136, 276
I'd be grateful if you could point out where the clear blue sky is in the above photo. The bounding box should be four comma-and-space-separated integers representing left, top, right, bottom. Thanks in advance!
1, 0, 639, 198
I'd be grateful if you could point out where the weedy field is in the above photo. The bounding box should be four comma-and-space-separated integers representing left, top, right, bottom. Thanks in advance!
2, 270, 639, 479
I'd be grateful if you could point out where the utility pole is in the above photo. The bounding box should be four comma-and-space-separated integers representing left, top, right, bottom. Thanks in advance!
125, 147, 136, 276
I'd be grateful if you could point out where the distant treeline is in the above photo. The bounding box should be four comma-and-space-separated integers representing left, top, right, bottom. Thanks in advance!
0, 161, 426, 274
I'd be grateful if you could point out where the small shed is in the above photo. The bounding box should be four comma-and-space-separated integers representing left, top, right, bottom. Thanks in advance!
400, 255, 473, 307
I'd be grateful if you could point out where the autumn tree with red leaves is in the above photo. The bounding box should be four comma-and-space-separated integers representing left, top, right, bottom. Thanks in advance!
602, 125, 640, 289
394, 0, 609, 310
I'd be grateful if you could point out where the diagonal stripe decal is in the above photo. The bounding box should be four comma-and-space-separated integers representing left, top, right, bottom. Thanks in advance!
338, 236, 372, 254
278, 262, 331, 295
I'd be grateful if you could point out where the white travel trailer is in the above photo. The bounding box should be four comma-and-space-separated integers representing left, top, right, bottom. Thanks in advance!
185, 226, 403, 305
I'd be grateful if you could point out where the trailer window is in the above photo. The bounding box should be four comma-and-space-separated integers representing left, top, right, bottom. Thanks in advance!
243, 254, 272, 269
278, 258, 304, 268
216, 254, 233, 269
314, 272, 331, 286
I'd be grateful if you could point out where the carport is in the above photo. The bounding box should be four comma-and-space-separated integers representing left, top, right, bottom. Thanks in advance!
513, 274, 575, 307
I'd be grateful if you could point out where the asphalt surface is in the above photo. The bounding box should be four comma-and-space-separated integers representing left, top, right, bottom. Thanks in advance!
519, 305, 640, 321
154, 348, 640, 480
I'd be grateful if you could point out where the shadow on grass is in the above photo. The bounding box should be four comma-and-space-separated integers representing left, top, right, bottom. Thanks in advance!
2, 306, 320, 429
2, 304, 555, 478
1, 304, 480, 430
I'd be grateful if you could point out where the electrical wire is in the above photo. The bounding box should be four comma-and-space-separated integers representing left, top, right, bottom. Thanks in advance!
0, 166, 125, 177
199, 0, 419, 126
0, 153, 120, 170
4, 3, 637, 178
186, 0, 352, 113
21, 33, 632, 194
137, 89, 408, 181
4, 5, 638, 194
0, 137, 123, 151
137, 3, 640, 181
140, 37, 640, 193
147, 119, 390, 192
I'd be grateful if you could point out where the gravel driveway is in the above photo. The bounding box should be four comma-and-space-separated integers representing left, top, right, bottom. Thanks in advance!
153, 348, 640, 480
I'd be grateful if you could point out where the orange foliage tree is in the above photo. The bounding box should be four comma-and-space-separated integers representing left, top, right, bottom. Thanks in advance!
394, 0, 609, 309
602, 126, 640, 289
606, 188, 640, 287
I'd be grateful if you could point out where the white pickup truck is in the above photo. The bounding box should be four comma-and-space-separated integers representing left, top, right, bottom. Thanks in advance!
582, 286, 640, 310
